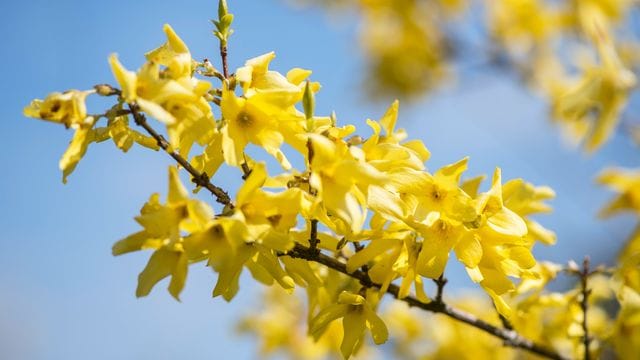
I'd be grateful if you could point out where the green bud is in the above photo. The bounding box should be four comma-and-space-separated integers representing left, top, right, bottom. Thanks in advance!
94, 84, 119, 96
212, 4, 233, 42
220, 14, 234, 30
303, 81, 315, 120
218, 0, 229, 20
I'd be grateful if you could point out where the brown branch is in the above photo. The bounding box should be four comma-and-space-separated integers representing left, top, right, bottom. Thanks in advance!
434, 273, 447, 304
305, 139, 320, 253
240, 162, 252, 180
309, 219, 319, 252
580, 257, 592, 360
220, 42, 229, 79
284, 243, 570, 360
127, 103, 233, 208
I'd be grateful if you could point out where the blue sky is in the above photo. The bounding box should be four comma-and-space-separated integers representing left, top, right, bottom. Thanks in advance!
1, 0, 639, 359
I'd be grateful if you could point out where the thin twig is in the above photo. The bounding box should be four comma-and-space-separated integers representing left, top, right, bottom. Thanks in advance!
434, 274, 447, 304
499, 312, 514, 331
127, 103, 233, 208
283, 243, 570, 360
580, 256, 592, 360
241, 162, 252, 180
352, 241, 365, 252
220, 42, 229, 79
305, 138, 320, 253
309, 219, 319, 253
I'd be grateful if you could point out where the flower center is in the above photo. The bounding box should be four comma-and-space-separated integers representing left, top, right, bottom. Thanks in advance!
236, 110, 254, 128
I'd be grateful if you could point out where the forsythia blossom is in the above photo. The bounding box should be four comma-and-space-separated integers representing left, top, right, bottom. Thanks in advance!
26, 21, 557, 357
26, 2, 640, 359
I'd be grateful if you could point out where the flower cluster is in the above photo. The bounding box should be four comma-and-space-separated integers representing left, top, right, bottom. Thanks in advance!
301, 0, 640, 151
25, 18, 558, 357
24, 2, 640, 359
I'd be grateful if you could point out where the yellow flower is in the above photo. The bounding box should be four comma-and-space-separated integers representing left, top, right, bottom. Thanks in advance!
417, 218, 467, 278
112, 165, 297, 302
219, 52, 324, 170
358, 0, 449, 97
598, 167, 640, 217
238, 287, 344, 360
109, 24, 215, 155
611, 286, 640, 359
487, 0, 562, 53
112, 166, 215, 300
502, 178, 556, 245
510, 277, 613, 359
309, 289, 388, 359
58, 126, 98, 184
235, 162, 313, 251
383, 297, 516, 360
346, 223, 430, 302
24, 90, 162, 183
550, 6, 636, 152
392, 158, 477, 225
362, 100, 431, 172
96, 112, 159, 152
145, 24, 193, 79
236, 52, 305, 106
24, 90, 93, 128
190, 130, 224, 178
462, 169, 535, 317
220, 85, 295, 169
307, 134, 384, 234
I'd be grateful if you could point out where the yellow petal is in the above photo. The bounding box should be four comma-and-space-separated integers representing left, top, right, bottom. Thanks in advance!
417, 239, 450, 279
112, 231, 162, 255
212, 245, 256, 301
168, 251, 188, 300
461, 175, 486, 198
365, 308, 389, 345
286, 67, 313, 85
508, 246, 536, 269
137, 98, 176, 125
338, 291, 366, 305
480, 267, 514, 295
136, 248, 187, 300
167, 167, 189, 204
340, 310, 367, 359
237, 162, 267, 207
485, 287, 512, 319
367, 186, 407, 222
346, 239, 391, 273
436, 157, 469, 184
454, 232, 483, 268
309, 303, 348, 340
59, 127, 95, 184
487, 207, 528, 237
108, 54, 137, 102
163, 24, 189, 54
379, 99, 399, 135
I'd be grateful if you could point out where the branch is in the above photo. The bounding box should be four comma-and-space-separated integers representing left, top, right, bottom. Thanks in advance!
220, 42, 229, 79
284, 243, 570, 360
434, 273, 447, 304
309, 219, 319, 252
580, 257, 592, 360
127, 103, 233, 208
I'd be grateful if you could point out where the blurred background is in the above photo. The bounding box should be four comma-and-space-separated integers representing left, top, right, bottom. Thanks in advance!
1, 0, 639, 359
